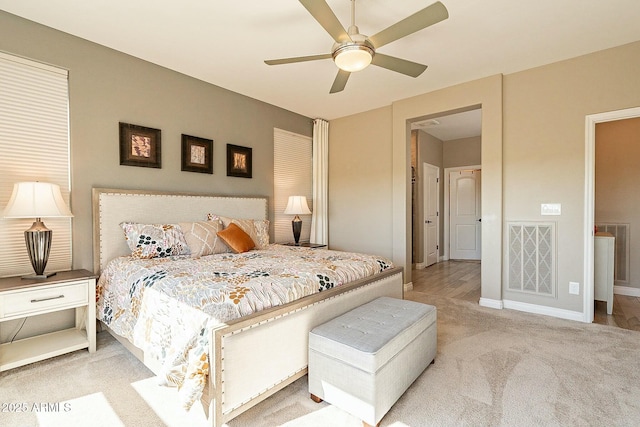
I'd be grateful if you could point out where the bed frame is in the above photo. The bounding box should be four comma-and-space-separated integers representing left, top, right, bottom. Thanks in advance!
92, 188, 404, 426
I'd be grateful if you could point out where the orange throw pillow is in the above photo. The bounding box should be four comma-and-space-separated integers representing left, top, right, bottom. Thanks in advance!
217, 222, 255, 253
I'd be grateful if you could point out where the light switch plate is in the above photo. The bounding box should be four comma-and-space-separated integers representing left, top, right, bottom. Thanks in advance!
569, 281, 580, 295
541, 203, 561, 215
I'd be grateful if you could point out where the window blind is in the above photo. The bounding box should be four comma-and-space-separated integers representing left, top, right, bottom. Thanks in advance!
0, 51, 72, 277
273, 128, 312, 243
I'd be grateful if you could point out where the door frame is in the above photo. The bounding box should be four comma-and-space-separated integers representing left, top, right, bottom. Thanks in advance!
422, 162, 440, 268
584, 106, 640, 323
444, 164, 482, 261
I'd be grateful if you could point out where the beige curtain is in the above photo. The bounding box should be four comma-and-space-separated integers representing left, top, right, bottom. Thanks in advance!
310, 118, 329, 244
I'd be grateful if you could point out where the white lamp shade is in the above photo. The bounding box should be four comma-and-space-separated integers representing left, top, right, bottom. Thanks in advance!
3, 182, 73, 218
284, 196, 312, 215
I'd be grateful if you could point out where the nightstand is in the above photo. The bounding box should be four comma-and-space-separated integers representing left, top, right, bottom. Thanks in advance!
282, 242, 327, 249
0, 269, 97, 372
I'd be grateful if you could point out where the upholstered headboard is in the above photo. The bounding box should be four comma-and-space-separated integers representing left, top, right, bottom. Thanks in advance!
92, 188, 268, 273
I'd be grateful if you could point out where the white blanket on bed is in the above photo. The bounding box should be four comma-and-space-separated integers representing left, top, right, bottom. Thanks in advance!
96, 244, 393, 409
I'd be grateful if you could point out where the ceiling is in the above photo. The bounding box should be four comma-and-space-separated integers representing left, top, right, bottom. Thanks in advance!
412, 109, 481, 141
1, 0, 640, 122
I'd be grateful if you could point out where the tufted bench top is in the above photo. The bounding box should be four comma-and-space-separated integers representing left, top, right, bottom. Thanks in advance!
309, 297, 436, 373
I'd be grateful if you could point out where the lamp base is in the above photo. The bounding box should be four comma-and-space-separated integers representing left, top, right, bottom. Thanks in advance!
291, 215, 302, 245
24, 219, 53, 278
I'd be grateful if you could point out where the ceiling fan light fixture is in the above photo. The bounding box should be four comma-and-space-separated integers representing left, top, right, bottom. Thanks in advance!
333, 43, 374, 72
265, 0, 448, 93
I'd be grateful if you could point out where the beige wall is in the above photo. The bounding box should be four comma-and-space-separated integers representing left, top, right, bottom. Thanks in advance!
330, 41, 640, 315
502, 41, 640, 312
595, 117, 640, 290
444, 136, 481, 168
328, 106, 393, 259
0, 11, 312, 273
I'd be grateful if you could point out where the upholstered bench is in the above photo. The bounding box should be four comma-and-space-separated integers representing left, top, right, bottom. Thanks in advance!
308, 297, 437, 427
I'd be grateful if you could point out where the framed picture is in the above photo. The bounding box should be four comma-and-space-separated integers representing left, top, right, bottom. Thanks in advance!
226, 144, 252, 178
181, 134, 213, 174
119, 122, 161, 168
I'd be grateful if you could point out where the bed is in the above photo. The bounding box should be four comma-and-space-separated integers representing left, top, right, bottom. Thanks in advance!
92, 187, 404, 426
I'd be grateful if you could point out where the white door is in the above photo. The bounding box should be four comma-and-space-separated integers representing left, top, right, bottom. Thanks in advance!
423, 163, 439, 267
449, 170, 481, 260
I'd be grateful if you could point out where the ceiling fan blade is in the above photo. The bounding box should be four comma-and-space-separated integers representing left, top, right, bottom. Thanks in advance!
371, 53, 427, 78
368, 1, 448, 49
265, 53, 332, 66
299, 0, 351, 43
330, 69, 351, 94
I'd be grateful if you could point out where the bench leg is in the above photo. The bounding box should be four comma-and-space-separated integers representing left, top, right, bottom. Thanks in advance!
310, 393, 323, 403
311, 393, 381, 427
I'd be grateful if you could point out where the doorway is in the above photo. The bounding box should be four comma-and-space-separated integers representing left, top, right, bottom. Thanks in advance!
445, 166, 482, 260
411, 108, 482, 299
584, 106, 640, 323
586, 107, 640, 329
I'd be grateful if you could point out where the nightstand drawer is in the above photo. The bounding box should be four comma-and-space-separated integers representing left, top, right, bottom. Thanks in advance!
0, 280, 89, 320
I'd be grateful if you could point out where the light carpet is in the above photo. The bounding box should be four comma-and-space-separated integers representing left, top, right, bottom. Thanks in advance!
2, 291, 640, 426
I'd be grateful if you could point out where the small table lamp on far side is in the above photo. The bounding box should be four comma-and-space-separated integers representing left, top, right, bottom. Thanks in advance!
2, 182, 73, 279
284, 195, 311, 245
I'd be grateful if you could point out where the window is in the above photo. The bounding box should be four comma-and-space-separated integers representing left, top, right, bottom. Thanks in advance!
0, 52, 71, 277
273, 128, 312, 243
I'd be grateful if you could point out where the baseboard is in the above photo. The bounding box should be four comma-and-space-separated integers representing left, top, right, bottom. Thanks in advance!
479, 298, 503, 309
415, 263, 426, 270
503, 299, 584, 322
614, 285, 640, 297
404, 282, 414, 292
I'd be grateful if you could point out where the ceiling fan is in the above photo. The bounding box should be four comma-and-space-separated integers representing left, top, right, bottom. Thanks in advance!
264, 0, 449, 93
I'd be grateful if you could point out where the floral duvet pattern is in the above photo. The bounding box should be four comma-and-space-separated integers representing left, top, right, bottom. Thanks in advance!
96, 244, 393, 410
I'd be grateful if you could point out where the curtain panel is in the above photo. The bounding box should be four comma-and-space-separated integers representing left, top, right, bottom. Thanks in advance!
310, 118, 329, 244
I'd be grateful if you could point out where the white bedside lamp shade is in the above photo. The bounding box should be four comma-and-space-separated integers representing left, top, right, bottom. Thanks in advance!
284, 196, 311, 245
284, 196, 312, 216
3, 182, 73, 278
3, 182, 73, 218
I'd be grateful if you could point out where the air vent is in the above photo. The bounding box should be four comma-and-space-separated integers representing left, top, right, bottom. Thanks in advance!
508, 222, 556, 296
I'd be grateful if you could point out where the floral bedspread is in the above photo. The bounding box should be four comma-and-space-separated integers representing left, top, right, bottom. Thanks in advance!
96, 244, 393, 410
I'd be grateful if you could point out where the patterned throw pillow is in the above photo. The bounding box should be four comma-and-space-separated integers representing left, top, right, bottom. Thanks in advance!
207, 214, 270, 249
178, 220, 228, 257
251, 220, 270, 249
217, 222, 255, 253
120, 222, 190, 259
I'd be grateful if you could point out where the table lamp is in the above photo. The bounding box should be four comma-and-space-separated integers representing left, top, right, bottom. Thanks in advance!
283, 196, 311, 245
2, 182, 73, 279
